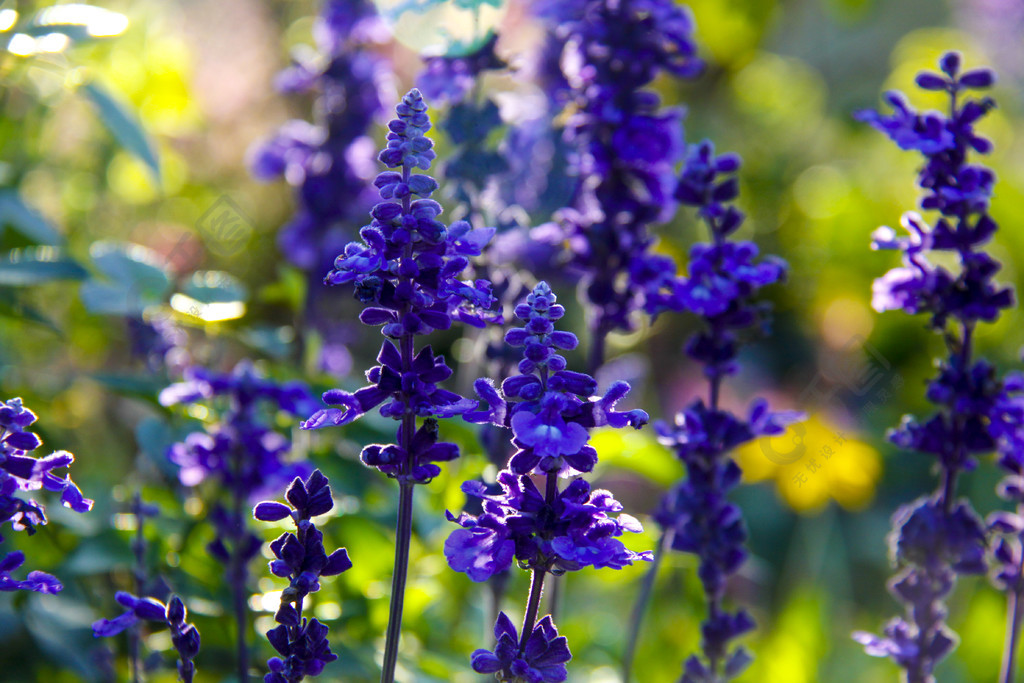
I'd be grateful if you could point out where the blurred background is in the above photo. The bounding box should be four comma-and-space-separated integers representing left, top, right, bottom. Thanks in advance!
1, 0, 1023, 681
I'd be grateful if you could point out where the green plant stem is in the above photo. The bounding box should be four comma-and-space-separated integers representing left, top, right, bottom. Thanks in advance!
380, 480, 415, 683
621, 530, 670, 683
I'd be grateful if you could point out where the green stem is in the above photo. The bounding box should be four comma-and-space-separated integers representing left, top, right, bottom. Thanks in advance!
621, 530, 670, 683
380, 480, 415, 683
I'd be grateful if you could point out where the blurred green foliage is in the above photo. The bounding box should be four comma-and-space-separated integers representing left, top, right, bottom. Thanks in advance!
1, 0, 1023, 681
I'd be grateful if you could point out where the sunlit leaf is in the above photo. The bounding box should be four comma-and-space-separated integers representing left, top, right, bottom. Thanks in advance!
180, 270, 248, 304
81, 81, 161, 182
80, 241, 170, 314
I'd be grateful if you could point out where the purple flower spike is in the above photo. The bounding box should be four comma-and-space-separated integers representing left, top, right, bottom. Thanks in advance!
464, 282, 647, 478
551, 0, 704, 336
304, 90, 500, 487
646, 129, 796, 677
255, 470, 351, 681
854, 52, 1018, 681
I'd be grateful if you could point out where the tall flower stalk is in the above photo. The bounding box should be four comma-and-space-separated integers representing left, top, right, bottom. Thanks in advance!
551, 0, 703, 372
629, 142, 797, 683
161, 363, 317, 683
92, 497, 200, 683
301, 88, 497, 683
446, 281, 651, 681
250, 0, 390, 373
253, 470, 352, 682
851, 53, 1014, 682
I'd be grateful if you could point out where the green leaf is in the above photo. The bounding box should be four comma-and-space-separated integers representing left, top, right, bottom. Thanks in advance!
80, 241, 170, 314
0, 190, 62, 245
0, 287, 62, 334
0, 247, 87, 285
239, 325, 294, 359
181, 270, 248, 304
81, 81, 161, 182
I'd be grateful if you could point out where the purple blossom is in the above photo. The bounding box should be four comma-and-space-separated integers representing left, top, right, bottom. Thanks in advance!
445, 471, 650, 581
0, 397, 92, 594
854, 52, 1015, 680
550, 0, 703, 338
255, 471, 350, 682
93, 592, 200, 683
471, 612, 571, 683
464, 282, 647, 477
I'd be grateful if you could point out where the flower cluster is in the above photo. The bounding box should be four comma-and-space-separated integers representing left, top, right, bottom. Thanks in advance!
465, 282, 648, 476
650, 143, 797, 681
162, 362, 317, 497
93, 593, 201, 683
852, 53, 1014, 680
552, 0, 703, 346
303, 88, 498, 484
449, 282, 650, 680
254, 470, 352, 682
446, 470, 650, 581
470, 612, 571, 683
250, 0, 388, 273
673, 141, 787, 377
1, 397, 92, 594
162, 362, 318, 676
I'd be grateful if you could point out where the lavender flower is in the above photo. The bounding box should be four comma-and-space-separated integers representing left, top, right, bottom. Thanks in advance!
637, 144, 797, 682
852, 53, 1014, 682
250, 0, 388, 274
471, 612, 571, 683
549, 0, 703, 369
93, 592, 201, 683
162, 362, 317, 682
446, 470, 650, 581
301, 88, 497, 683
254, 470, 352, 682
464, 282, 648, 478
1, 397, 92, 594
302, 88, 498, 481
448, 282, 650, 679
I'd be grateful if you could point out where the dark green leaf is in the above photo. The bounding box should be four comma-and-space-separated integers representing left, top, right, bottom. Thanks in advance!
0, 247, 87, 285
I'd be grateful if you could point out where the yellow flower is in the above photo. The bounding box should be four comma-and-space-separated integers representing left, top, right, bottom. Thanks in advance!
735, 413, 882, 514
